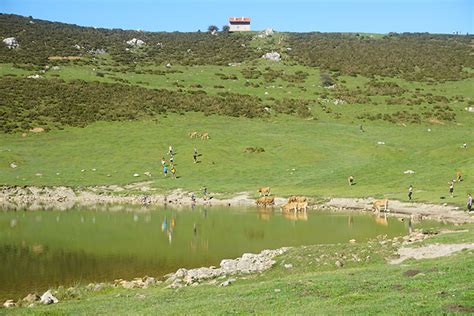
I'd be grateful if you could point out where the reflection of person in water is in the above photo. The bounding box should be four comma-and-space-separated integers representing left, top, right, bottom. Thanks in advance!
167, 229, 172, 244
203, 208, 208, 218
161, 217, 167, 232
348, 216, 353, 228
193, 223, 197, 236
171, 217, 176, 229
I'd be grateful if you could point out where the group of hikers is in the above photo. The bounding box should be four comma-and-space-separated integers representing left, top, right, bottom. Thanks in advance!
160, 145, 200, 179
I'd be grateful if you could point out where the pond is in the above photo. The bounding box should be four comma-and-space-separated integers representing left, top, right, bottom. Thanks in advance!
0, 205, 411, 301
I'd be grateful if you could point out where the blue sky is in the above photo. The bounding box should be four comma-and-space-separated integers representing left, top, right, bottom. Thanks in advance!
1, 0, 472, 34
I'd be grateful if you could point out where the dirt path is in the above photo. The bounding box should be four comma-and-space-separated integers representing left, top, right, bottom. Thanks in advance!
390, 243, 474, 264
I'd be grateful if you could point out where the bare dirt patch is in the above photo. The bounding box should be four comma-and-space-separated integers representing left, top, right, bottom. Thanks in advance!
390, 243, 474, 264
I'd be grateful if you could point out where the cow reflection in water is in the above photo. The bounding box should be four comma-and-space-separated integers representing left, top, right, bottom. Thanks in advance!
283, 211, 308, 221
374, 213, 388, 226
257, 207, 273, 221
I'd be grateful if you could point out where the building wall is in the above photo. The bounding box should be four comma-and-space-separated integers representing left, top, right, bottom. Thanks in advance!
229, 24, 251, 32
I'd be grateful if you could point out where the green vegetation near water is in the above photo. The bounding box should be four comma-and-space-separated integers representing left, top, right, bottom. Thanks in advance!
7, 224, 474, 315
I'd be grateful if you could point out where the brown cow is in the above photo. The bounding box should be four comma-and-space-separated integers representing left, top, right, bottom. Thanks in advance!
258, 187, 271, 196
256, 197, 274, 207
372, 199, 389, 213
296, 201, 308, 212
288, 196, 307, 203
188, 131, 200, 139
348, 176, 354, 186
281, 202, 298, 213
201, 132, 210, 140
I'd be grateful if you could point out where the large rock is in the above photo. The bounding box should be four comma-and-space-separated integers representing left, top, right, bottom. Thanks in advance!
126, 38, 145, 47
40, 290, 59, 305
3, 37, 19, 49
262, 52, 281, 62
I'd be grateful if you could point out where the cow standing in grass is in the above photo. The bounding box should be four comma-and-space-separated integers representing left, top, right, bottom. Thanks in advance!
258, 187, 271, 196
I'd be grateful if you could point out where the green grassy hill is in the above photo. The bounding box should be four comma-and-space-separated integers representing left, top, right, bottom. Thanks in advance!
0, 14, 473, 205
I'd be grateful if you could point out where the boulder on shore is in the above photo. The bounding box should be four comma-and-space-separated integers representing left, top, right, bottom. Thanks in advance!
40, 290, 59, 305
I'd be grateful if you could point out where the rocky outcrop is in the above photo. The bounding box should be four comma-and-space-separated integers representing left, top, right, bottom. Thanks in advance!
126, 38, 145, 47
262, 52, 281, 62
165, 248, 289, 288
3, 37, 19, 49
114, 276, 157, 289
257, 28, 274, 38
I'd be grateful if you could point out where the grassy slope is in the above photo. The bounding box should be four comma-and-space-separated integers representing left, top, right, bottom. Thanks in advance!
8, 224, 474, 315
1, 112, 473, 205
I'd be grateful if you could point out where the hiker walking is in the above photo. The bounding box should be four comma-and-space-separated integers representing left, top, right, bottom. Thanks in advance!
468, 193, 472, 212
168, 145, 174, 156
193, 148, 198, 163
163, 165, 168, 177
203, 187, 208, 200
408, 185, 413, 200
449, 181, 454, 198
171, 164, 176, 178
161, 157, 166, 166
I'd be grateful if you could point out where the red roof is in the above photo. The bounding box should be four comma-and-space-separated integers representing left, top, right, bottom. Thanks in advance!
229, 17, 251, 23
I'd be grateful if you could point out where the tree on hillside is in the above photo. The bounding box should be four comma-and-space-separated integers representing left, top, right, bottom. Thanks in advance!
222, 25, 230, 33
208, 25, 219, 33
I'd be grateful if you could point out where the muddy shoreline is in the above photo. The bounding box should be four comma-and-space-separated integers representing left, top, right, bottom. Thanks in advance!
1, 184, 472, 224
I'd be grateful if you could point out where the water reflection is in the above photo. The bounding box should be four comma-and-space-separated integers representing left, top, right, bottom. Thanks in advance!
374, 214, 388, 226
0, 206, 411, 301
257, 208, 272, 221
282, 211, 308, 221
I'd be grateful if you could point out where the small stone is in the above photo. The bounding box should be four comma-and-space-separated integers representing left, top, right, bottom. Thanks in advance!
349, 239, 356, 243
219, 278, 236, 287
284, 263, 293, 269
274, 288, 281, 293
3, 299, 16, 308
10, 162, 17, 169
335, 260, 344, 268
133, 173, 140, 177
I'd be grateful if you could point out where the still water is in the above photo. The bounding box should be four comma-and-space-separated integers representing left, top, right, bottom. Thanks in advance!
1, 205, 410, 300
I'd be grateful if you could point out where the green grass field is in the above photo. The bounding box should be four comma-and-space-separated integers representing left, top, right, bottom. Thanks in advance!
1, 112, 473, 205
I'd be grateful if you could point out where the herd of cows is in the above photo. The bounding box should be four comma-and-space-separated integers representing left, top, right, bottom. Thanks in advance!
256, 186, 389, 214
